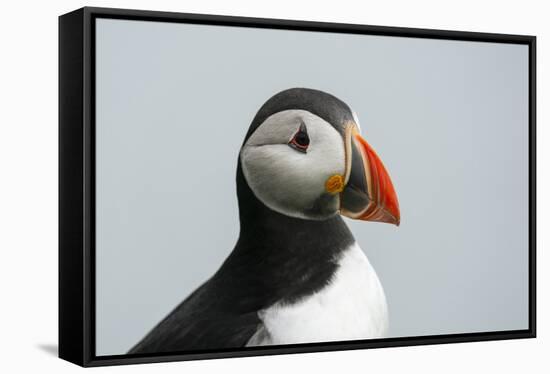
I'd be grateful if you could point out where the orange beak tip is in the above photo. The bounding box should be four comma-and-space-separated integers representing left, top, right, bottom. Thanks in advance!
352, 132, 401, 226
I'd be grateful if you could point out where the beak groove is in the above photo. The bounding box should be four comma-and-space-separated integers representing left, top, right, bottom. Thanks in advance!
341, 125, 400, 226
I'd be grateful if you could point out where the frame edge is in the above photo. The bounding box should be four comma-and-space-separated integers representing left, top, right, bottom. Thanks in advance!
60, 6, 537, 367
528, 36, 536, 338
82, 6, 535, 43
59, 7, 86, 367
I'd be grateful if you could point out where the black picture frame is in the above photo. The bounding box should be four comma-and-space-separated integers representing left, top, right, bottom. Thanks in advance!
59, 6, 536, 367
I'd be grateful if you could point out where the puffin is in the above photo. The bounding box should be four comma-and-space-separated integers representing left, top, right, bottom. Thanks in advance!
129, 88, 400, 353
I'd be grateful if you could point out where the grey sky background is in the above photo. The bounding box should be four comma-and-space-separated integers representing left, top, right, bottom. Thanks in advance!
95, 18, 529, 356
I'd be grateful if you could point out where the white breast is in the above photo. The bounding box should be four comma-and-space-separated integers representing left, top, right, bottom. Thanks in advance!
246, 243, 388, 346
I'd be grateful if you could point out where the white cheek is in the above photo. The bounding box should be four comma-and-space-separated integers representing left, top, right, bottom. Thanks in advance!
241, 145, 324, 218
241, 110, 346, 219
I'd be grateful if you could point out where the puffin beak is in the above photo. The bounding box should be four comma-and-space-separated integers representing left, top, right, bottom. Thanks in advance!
340, 124, 400, 226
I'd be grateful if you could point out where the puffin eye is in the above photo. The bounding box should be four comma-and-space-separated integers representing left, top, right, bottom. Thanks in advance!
289, 122, 309, 153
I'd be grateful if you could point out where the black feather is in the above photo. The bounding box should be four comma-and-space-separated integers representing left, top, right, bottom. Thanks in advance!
128, 88, 356, 354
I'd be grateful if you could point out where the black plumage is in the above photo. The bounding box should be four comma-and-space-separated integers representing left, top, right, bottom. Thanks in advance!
128, 88, 356, 354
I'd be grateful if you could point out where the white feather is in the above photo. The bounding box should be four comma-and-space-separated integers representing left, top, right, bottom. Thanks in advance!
246, 243, 388, 346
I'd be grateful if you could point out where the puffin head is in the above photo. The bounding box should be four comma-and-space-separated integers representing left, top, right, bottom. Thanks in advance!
239, 88, 400, 225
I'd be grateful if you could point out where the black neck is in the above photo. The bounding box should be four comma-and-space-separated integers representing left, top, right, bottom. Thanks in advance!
212, 164, 355, 310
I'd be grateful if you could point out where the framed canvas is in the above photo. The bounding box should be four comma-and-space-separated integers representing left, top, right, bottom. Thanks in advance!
59, 6, 536, 367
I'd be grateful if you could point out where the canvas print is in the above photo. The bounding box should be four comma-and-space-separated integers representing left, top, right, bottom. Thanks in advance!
92, 17, 530, 357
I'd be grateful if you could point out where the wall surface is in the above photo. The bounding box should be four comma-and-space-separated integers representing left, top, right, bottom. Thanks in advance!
0, 0, 547, 372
